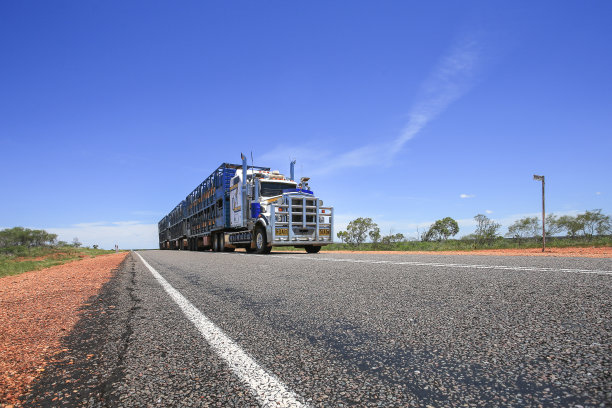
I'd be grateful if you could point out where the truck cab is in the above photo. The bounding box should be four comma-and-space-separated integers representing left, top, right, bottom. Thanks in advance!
228, 161, 333, 253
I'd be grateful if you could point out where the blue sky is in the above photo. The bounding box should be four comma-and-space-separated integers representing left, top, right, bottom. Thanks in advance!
1, 1, 611, 249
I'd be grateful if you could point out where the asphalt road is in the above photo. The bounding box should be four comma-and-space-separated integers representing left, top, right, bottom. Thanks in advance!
24, 250, 612, 407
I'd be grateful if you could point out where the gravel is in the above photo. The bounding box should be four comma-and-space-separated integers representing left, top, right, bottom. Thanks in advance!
0, 252, 127, 407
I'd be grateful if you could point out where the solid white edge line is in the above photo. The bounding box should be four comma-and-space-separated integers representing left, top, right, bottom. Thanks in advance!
236, 253, 612, 276
135, 252, 307, 408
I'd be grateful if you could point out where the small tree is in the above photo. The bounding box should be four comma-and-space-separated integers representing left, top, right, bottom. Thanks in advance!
340, 217, 379, 246
369, 225, 381, 247
336, 231, 348, 243
429, 217, 459, 241
93, 244, 99, 250
577, 209, 611, 240
545, 214, 562, 236
474, 214, 501, 246
506, 216, 539, 246
72, 237, 82, 248
596, 215, 612, 236
421, 227, 435, 242
556, 215, 582, 239
382, 232, 405, 245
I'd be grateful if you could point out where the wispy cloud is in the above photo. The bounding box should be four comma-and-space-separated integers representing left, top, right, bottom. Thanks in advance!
262, 33, 483, 176
485, 210, 493, 214
460, 193, 475, 199
391, 34, 481, 154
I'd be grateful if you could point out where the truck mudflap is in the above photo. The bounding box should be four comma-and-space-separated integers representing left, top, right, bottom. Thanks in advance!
269, 195, 333, 245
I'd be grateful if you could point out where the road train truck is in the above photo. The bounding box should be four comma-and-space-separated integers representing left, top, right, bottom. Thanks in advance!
158, 154, 334, 254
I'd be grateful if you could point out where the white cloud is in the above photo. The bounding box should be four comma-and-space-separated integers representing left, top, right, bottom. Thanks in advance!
596, 192, 601, 195
45, 221, 158, 250
485, 210, 493, 214
460, 193, 475, 199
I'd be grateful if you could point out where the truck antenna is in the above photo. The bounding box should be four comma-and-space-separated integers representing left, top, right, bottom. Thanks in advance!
250, 151, 254, 168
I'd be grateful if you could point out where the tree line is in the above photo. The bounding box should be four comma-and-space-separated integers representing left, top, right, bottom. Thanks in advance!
0, 227, 58, 249
0, 227, 86, 254
336, 209, 611, 247
505, 210, 610, 245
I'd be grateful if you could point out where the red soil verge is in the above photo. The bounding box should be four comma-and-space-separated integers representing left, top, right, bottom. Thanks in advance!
319, 246, 612, 258
0, 252, 128, 406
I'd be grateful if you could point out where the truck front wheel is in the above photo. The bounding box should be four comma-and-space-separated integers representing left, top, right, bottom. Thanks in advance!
305, 245, 321, 253
254, 227, 271, 254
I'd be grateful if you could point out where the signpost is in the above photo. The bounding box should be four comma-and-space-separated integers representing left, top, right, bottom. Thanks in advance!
533, 175, 545, 252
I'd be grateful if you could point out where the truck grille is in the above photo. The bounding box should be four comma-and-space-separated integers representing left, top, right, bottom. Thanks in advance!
291, 198, 317, 224
272, 195, 333, 243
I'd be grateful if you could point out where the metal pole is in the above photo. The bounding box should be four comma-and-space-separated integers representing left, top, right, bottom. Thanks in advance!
533, 174, 546, 252
541, 176, 546, 252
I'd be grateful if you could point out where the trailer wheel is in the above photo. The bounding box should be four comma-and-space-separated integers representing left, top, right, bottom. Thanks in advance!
305, 245, 321, 253
211, 234, 218, 252
254, 226, 271, 254
218, 234, 225, 252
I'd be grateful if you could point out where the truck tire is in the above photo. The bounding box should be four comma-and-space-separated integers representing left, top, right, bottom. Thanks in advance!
218, 233, 225, 252
305, 245, 321, 253
212, 234, 218, 252
254, 226, 271, 254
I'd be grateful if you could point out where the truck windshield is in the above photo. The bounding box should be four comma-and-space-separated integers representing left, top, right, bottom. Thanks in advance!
260, 182, 296, 197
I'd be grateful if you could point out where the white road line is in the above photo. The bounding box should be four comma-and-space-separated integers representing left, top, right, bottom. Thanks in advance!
242, 254, 612, 276
135, 252, 307, 408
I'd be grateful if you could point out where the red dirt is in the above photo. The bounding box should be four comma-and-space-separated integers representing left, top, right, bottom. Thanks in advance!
13, 256, 48, 262
0, 252, 127, 406
319, 246, 612, 258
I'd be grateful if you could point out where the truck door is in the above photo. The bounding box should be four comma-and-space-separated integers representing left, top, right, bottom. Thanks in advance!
230, 176, 243, 227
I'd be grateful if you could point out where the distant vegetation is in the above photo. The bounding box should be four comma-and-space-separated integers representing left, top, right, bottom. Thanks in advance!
333, 210, 612, 251
0, 227, 115, 277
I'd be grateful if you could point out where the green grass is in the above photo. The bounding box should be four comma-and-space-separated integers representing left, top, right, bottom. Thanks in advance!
0, 246, 117, 278
286, 236, 612, 252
